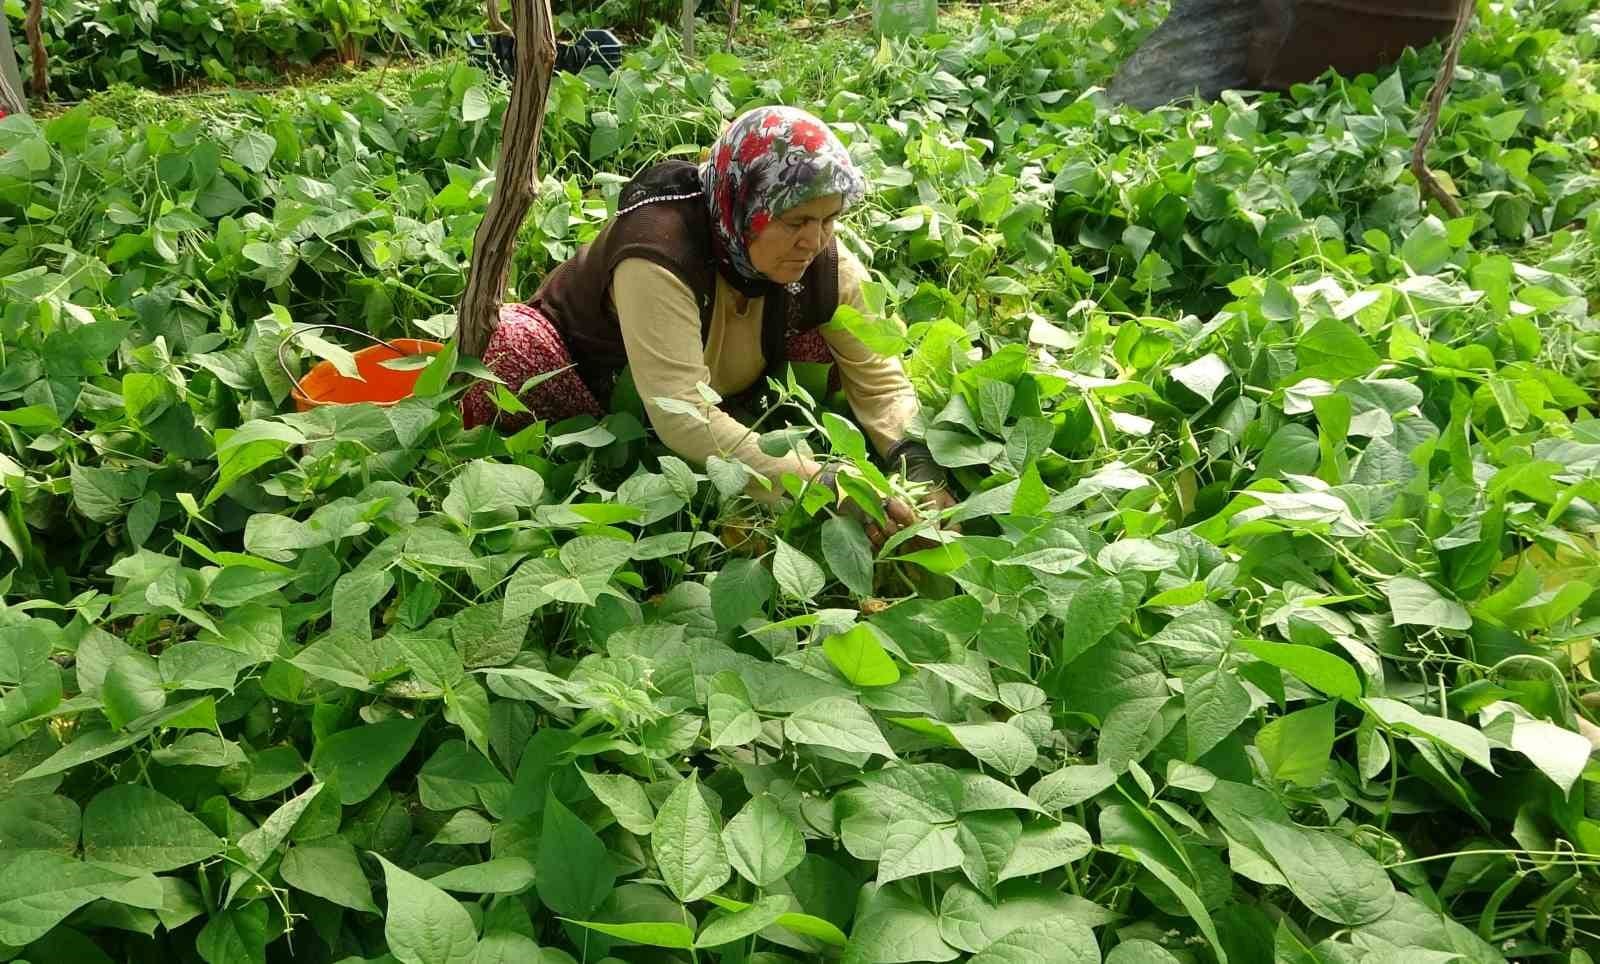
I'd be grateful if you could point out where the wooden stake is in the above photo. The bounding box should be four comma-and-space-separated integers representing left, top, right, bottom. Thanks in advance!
24, 0, 44, 100
456, 0, 558, 358
725, 0, 740, 51
682, 0, 699, 60
1410, 0, 1474, 220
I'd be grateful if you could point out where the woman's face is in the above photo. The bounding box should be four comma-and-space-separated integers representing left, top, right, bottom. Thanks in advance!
747, 194, 844, 284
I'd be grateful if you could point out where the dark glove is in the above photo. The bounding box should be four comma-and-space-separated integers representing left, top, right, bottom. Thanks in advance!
885, 439, 947, 488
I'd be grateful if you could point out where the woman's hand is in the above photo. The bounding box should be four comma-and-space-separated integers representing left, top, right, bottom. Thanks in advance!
864, 497, 918, 550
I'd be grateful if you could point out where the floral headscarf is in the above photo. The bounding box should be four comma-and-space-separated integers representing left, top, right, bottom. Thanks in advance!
700, 106, 867, 288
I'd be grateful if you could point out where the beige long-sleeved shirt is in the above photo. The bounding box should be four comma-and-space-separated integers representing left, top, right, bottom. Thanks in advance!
610, 246, 918, 494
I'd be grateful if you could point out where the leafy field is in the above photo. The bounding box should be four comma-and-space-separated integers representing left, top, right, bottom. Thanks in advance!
3, 0, 1600, 961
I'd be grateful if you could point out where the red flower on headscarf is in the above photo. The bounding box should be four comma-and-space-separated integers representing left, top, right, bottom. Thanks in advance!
790, 120, 827, 152
737, 132, 774, 164
748, 210, 772, 239
715, 144, 733, 172
762, 112, 784, 130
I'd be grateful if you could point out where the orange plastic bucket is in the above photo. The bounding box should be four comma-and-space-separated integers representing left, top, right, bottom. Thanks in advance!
280, 325, 446, 412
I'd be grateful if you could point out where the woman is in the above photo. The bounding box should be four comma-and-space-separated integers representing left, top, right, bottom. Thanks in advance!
463, 106, 952, 536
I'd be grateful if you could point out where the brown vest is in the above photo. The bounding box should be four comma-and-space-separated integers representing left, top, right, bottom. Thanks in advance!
533, 160, 840, 401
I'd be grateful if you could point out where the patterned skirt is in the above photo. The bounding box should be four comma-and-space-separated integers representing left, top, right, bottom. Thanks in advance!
462, 303, 838, 432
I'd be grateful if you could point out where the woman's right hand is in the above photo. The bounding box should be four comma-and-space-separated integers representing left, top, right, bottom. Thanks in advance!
864, 497, 919, 550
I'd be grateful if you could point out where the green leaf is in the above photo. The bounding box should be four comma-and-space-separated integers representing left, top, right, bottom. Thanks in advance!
1029, 764, 1118, 811
824, 623, 901, 687
427, 858, 535, 894
949, 722, 1038, 776
1383, 577, 1472, 631
1106, 939, 1183, 964
1363, 697, 1493, 771
773, 538, 826, 601
580, 770, 656, 835
878, 819, 963, 883
966, 914, 1100, 964
939, 882, 1115, 955
231, 131, 277, 172
846, 883, 958, 963
0, 795, 79, 854
82, 784, 225, 872
1296, 319, 1381, 380
1242, 640, 1363, 702
310, 715, 425, 805
196, 902, 269, 964
652, 774, 731, 903
711, 558, 772, 633
723, 793, 805, 887
1401, 215, 1451, 275
0, 852, 150, 946
102, 652, 166, 730
957, 811, 1021, 895
997, 820, 1093, 881
695, 895, 789, 948
376, 854, 479, 964
1256, 701, 1336, 787
1096, 696, 1169, 773
281, 836, 379, 913
536, 790, 614, 917
1246, 818, 1397, 925
706, 670, 763, 749
785, 696, 896, 758
565, 919, 695, 949
1118, 847, 1228, 964
823, 515, 875, 597
462, 85, 491, 122
1185, 669, 1251, 761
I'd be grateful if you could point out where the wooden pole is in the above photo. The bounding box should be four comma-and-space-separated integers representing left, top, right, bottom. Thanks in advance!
682, 0, 698, 60
725, 0, 740, 51
456, 0, 558, 358
1410, 0, 1474, 220
23, 0, 44, 101
0, 11, 26, 114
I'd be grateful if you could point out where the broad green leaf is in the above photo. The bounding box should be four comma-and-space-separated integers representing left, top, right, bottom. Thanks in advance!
197, 901, 269, 964
376, 853, 479, 964
1030, 764, 1118, 811
724, 794, 805, 887
1096, 696, 1169, 773
1296, 319, 1381, 380
846, 883, 958, 963
1384, 577, 1472, 631
536, 790, 614, 917
996, 820, 1092, 881
1363, 697, 1493, 771
1247, 818, 1396, 925
652, 774, 730, 903
966, 914, 1100, 964
785, 696, 896, 758
427, 858, 535, 894
706, 670, 763, 748
565, 919, 694, 949
226, 782, 325, 901
878, 819, 963, 883
1256, 701, 1336, 787
1118, 847, 1227, 964
1106, 939, 1183, 964
957, 810, 1021, 896
1185, 669, 1251, 761
281, 836, 378, 913
823, 514, 876, 597
695, 895, 789, 948
580, 771, 655, 835
82, 784, 224, 872
711, 558, 772, 633
774, 538, 826, 600
939, 882, 1115, 954
824, 623, 901, 687
310, 715, 424, 805
1242, 640, 1363, 702
0, 795, 79, 854
948, 721, 1037, 776
0, 852, 150, 946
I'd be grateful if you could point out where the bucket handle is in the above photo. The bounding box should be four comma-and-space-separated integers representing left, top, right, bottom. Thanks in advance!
277, 324, 419, 398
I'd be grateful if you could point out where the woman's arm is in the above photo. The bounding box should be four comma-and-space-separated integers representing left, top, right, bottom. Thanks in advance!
613, 258, 826, 497
821, 246, 921, 457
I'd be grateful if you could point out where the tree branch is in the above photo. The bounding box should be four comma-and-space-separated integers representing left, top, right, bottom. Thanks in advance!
456, 0, 558, 358
1410, 0, 1474, 220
